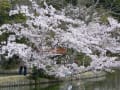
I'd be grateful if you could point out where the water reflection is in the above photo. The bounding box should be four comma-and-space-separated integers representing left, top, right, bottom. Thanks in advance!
1, 71, 120, 90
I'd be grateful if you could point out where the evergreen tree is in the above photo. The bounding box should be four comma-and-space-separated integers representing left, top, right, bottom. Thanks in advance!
0, 0, 11, 25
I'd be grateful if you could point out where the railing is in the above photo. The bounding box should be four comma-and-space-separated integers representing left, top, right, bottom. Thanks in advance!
0, 79, 63, 88
0, 79, 32, 87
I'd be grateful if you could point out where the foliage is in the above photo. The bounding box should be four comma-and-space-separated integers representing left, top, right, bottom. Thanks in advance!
99, 14, 109, 24
58, 21, 69, 30
0, 0, 27, 25
96, 8, 110, 24
10, 0, 31, 7
29, 65, 40, 80
96, 0, 120, 20
52, 55, 66, 64
16, 37, 29, 45
47, 30, 55, 38
0, 32, 30, 46
0, 0, 11, 15
0, 54, 20, 69
0, 32, 10, 42
10, 13, 27, 23
0, 32, 15, 43
37, 0, 78, 9
75, 52, 91, 67
29, 65, 56, 80
62, 48, 91, 67
106, 50, 120, 57
29, 65, 52, 80
0, 0, 11, 25
45, 0, 68, 10
16, 36, 35, 48
46, 0, 62, 10
77, 0, 93, 7
51, 48, 91, 66
65, 0, 78, 6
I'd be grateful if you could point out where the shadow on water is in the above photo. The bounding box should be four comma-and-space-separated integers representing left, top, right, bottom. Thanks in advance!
1, 70, 120, 90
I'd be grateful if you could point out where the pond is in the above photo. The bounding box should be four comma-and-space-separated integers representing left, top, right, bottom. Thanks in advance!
1, 70, 120, 90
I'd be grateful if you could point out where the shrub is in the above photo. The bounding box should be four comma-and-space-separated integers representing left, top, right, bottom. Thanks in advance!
16, 36, 35, 47
99, 14, 109, 24
29, 65, 56, 80
0, 32, 15, 44
16, 37, 29, 44
0, 32, 9, 42
76, 52, 91, 67
10, 13, 27, 23
30, 65, 48, 80
0, 54, 20, 69
29, 66, 39, 80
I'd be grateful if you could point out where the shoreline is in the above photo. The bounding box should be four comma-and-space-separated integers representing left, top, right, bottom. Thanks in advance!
0, 70, 106, 87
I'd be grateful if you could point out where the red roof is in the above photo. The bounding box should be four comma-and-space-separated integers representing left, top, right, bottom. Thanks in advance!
50, 48, 67, 54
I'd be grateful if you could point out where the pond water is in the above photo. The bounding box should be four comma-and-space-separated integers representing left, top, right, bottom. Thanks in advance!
1, 70, 120, 90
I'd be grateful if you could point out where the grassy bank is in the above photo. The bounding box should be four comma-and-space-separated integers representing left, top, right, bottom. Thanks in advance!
0, 71, 106, 87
